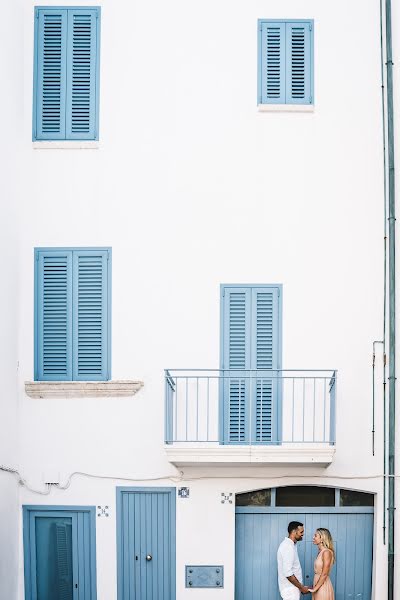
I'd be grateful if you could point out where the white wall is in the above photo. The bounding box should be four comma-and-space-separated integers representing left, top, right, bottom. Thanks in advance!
6, 0, 400, 598
0, 2, 23, 598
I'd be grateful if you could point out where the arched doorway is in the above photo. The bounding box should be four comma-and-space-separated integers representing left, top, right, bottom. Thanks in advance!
235, 486, 374, 600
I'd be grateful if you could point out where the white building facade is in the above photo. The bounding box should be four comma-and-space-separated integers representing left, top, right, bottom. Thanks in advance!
1, 1, 399, 599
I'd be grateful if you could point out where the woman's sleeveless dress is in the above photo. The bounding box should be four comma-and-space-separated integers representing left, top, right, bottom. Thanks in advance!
313, 549, 334, 600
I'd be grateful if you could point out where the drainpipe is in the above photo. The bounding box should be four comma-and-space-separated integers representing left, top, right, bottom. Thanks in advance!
385, 1, 396, 598
379, 0, 388, 545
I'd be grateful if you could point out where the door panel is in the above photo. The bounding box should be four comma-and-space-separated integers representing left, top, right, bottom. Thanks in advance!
35, 516, 74, 600
118, 488, 176, 600
24, 508, 96, 600
235, 511, 373, 600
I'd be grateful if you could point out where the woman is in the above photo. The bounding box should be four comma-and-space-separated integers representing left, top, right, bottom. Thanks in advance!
309, 528, 335, 599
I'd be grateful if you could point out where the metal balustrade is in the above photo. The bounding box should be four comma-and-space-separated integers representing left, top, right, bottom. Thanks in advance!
165, 369, 336, 446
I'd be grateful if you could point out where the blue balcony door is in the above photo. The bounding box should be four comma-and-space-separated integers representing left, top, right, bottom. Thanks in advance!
235, 509, 373, 600
220, 285, 282, 444
23, 507, 97, 600
117, 487, 176, 600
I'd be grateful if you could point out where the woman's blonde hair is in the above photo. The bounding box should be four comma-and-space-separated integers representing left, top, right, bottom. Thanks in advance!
316, 528, 335, 563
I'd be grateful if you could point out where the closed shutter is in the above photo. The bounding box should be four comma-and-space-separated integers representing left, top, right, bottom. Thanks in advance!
66, 9, 99, 139
55, 523, 72, 600
221, 286, 281, 443
251, 289, 279, 442
36, 250, 73, 380
285, 22, 313, 104
260, 22, 285, 104
222, 288, 251, 443
72, 250, 110, 380
259, 20, 313, 105
34, 8, 100, 140
35, 248, 110, 381
35, 9, 67, 140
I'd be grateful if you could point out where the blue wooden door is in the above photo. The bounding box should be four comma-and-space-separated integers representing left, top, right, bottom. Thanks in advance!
117, 488, 176, 600
235, 510, 373, 600
221, 285, 282, 444
23, 509, 96, 600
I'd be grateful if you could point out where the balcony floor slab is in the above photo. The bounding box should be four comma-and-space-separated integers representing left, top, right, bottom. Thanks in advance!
165, 444, 335, 467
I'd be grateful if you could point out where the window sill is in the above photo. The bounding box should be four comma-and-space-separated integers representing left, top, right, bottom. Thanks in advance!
32, 141, 99, 150
257, 104, 314, 113
25, 380, 144, 398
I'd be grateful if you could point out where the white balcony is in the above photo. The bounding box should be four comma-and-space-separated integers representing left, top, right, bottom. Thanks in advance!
164, 369, 336, 467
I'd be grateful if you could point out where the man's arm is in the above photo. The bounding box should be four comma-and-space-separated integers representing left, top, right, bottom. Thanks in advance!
286, 575, 310, 595
280, 547, 309, 595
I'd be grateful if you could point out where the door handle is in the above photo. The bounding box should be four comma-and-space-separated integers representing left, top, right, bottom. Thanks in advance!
146, 554, 152, 561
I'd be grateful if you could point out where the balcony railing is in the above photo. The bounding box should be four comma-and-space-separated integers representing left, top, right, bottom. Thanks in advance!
165, 369, 336, 446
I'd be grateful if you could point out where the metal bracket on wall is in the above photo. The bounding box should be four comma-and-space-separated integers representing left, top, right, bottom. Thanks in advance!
178, 487, 190, 498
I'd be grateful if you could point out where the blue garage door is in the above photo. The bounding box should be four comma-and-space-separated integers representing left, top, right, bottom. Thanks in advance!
235, 488, 374, 600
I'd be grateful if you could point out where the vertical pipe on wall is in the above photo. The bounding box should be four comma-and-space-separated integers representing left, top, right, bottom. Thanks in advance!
379, 0, 389, 546
385, 0, 396, 596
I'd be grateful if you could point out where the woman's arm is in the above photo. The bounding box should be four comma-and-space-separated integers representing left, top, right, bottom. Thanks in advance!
310, 550, 333, 593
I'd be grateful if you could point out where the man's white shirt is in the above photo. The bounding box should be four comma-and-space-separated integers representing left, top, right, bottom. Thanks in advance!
277, 537, 303, 598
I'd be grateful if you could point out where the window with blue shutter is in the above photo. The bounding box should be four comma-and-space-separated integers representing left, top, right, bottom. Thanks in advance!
33, 7, 100, 141
220, 285, 282, 444
35, 248, 111, 381
258, 20, 313, 105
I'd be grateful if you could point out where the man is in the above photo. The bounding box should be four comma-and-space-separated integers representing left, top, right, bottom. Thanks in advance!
277, 521, 310, 599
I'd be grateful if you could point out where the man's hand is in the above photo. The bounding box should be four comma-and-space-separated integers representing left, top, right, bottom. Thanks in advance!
300, 586, 311, 594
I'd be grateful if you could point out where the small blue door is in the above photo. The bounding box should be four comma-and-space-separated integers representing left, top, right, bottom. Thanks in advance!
235, 509, 373, 600
23, 507, 97, 600
117, 487, 176, 600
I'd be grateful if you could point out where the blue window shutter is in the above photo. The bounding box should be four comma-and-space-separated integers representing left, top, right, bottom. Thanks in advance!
34, 9, 68, 140
260, 22, 285, 104
285, 22, 313, 104
221, 285, 282, 443
66, 9, 100, 140
251, 288, 279, 442
222, 288, 251, 443
72, 249, 110, 381
36, 250, 73, 381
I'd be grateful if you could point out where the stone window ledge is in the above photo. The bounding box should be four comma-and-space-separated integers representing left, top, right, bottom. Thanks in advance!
258, 104, 315, 113
25, 380, 144, 399
32, 141, 99, 150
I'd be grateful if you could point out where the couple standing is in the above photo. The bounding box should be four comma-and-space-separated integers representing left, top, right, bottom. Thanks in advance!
277, 521, 335, 600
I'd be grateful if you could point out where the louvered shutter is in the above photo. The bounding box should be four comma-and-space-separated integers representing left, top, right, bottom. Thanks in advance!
285, 22, 313, 104
260, 22, 285, 104
222, 288, 251, 443
221, 286, 281, 444
36, 250, 73, 380
35, 9, 67, 139
72, 250, 110, 381
251, 288, 279, 442
66, 9, 99, 139
55, 523, 72, 600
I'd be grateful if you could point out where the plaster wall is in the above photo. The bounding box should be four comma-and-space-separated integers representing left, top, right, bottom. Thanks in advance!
5, 0, 400, 599
0, 2, 23, 598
